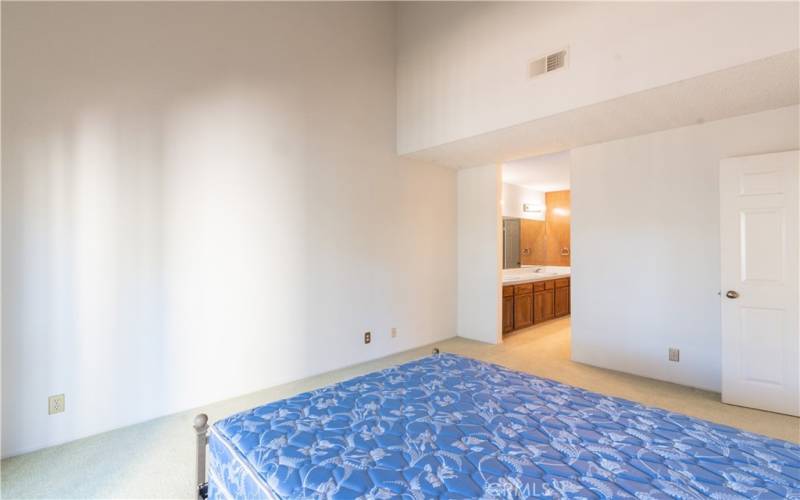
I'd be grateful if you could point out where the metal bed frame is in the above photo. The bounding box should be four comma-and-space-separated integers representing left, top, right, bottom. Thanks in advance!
192, 347, 441, 499
193, 413, 209, 500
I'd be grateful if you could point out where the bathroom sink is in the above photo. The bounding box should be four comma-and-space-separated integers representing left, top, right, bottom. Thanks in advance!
502, 267, 570, 284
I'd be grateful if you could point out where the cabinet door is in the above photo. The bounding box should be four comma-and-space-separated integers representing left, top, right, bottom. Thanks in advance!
555, 286, 570, 317
513, 293, 533, 330
534, 290, 555, 323
502, 296, 515, 333
542, 290, 555, 321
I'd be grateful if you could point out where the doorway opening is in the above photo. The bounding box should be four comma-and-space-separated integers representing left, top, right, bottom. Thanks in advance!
500, 151, 572, 347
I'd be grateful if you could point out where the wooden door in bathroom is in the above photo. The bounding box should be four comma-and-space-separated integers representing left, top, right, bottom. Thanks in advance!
720, 151, 799, 416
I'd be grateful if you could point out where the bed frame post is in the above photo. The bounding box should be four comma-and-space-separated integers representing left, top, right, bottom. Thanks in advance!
432, 348, 440, 355
193, 413, 209, 499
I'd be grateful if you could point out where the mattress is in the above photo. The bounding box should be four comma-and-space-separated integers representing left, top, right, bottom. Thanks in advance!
208, 353, 800, 499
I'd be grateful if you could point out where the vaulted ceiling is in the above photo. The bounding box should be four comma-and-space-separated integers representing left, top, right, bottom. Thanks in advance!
405, 50, 799, 169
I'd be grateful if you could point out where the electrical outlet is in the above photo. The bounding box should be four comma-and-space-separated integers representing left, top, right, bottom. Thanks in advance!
364, 331, 371, 344
668, 348, 680, 362
48, 394, 65, 415
391, 328, 397, 338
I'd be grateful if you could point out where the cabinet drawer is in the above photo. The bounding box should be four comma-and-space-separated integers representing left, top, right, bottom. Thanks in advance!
555, 278, 570, 288
514, 283, 533, 295
503, 286, 514, 297
533, 281, 545, 292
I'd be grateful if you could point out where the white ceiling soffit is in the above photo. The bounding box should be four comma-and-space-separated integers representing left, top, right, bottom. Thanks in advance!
404, 50, 800, 169
502, 151, 570, 192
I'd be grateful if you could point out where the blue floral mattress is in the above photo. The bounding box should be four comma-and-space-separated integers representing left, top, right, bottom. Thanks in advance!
207, 353, 800, 499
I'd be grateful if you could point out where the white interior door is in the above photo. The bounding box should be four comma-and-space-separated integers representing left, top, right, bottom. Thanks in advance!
720, 150, 799, 416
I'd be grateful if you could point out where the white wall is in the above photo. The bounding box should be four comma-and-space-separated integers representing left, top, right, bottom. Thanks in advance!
501, 183, 545, 221
397, 2, 799, 154
1, 3, 457, 457
571, 105, 800, 392
457, 165, 501, 344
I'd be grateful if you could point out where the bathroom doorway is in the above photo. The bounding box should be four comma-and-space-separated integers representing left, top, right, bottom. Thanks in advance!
500, 152, 572, 341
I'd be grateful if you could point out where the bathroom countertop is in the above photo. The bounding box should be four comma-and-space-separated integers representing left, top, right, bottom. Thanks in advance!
502, 266, 570, 285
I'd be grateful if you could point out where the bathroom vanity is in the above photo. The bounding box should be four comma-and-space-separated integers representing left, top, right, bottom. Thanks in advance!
502, 267, 570, 334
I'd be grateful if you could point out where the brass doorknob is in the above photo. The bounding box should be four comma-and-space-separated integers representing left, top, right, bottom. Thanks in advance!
726, 290, 739, 299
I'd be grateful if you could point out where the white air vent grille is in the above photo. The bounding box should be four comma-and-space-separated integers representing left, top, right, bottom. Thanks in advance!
529, 48, 568, 78
546, 51, 566, 71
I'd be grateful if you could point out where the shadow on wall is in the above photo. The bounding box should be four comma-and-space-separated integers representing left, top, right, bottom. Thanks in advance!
2, 2, 457, 458
3, 101, 172, 452
4, 77, 320, 455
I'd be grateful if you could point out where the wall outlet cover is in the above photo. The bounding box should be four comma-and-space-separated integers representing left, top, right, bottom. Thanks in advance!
48, 394, 65, 415
391, 328, 397, 338
668, 348, 680, 362
364, 332, 371, 344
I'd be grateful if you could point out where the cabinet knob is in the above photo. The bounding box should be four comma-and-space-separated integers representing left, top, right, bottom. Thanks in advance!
725, 290, 739, 299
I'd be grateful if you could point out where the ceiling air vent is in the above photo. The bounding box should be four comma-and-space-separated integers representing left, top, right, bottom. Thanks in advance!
529, 49, 568, 78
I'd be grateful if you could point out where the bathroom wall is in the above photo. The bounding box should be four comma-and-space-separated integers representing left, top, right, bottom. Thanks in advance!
516, 190, 571, 266
501, 183, 545, 221
543, 190, 571, 267
520, 219, 546, 266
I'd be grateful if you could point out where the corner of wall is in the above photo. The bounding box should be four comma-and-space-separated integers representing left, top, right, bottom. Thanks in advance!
456, 164, 503, 344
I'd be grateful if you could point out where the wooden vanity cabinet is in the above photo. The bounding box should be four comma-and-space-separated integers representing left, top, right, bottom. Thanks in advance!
503, 277, 570, 334
533, 289, 554, 324
554, 279, 570, 318
513, 284, 534, 330
502, 286, 514, 333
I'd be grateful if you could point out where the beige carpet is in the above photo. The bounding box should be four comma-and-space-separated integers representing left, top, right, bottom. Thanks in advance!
2, 318, 798, 498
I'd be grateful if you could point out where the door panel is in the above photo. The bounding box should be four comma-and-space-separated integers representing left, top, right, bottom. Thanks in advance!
739, 169, 784, 195
740, 307, 784, 385
740, 209, 785, 283
720, 150, 799, 416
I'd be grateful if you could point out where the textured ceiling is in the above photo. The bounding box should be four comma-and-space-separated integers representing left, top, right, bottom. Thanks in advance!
502, 151, 570, 192
404, 50, 800, 169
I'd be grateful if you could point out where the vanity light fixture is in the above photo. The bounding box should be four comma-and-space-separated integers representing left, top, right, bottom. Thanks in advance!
553, 207, 570, 216
523, 203, 545, 214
